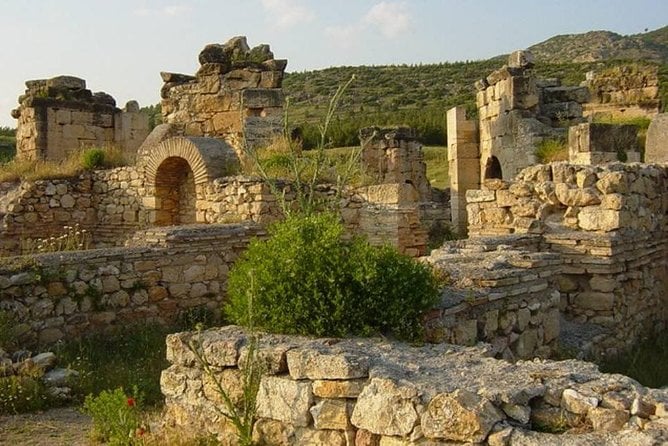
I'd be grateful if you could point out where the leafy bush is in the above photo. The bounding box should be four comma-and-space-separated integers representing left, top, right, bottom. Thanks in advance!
82, 386, 145, 445
225, 213, 441, 341
80, 147, 106, 169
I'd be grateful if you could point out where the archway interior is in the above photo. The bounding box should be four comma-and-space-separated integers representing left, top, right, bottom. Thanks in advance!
484, 156, 503, 180
154, 157, 196, 226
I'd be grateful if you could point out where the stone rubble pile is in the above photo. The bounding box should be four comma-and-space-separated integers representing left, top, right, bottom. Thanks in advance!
0, 348, 78, 400
161, 326, 668, 445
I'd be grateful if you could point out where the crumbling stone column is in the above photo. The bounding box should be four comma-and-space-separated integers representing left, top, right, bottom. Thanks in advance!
359, 126, 431, 201
160, 36, 286, 157
446, 106, 480, 234
11, 75, 148, 161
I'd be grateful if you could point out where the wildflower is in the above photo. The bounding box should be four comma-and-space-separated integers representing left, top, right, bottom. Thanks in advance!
127, 397, 135, 407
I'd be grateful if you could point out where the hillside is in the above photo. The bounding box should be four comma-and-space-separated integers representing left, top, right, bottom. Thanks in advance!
281, 26, 667, 147
528, 26, 668, 64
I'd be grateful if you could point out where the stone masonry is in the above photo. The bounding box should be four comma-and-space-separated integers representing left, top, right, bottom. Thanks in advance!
645, 113, 668, 163
582, 64, 661, 120
160, 36, 286, 156
12, 75, 148, 161
0, 223, 264, 346
568, 122, 640, 165
465, 162, 668, 357
161, 326, 668, 445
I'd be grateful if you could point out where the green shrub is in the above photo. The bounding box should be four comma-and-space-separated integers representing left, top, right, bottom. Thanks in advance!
80, 148, 106, 169
225, 213, 440, 341
82, 386, 145, 445
0, 375, 53, 415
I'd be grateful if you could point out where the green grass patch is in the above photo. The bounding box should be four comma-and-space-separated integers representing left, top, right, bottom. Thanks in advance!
56, 324, 170, 407
535, 138, 569, 163
423, 146, 449, 189
600, 332, 668, 388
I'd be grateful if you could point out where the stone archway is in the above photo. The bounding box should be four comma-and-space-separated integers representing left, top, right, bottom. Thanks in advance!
154, 157, 196, 225
137, 136, 240, 225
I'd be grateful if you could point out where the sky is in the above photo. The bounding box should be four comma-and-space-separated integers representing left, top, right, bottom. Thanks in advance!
0, 0, 666, 127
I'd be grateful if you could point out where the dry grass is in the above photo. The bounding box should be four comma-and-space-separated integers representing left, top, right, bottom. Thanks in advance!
535, 138, 569, 163
0, 145, 127, 183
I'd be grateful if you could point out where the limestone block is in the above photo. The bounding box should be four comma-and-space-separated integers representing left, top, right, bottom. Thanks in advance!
295, 428, 347, 446
596, 172, 628, 194
287, 348, 369, 380
561, 389, 599, 414
588, 407, 629, 432
554, 184, 601, 207
310, 398, 351, 430
313, 379, 367, 398
466, 189, 495, 203
420, 390, 503, 442
252, 419, 295, 446
645, 113, 668, 163
351, 378, 418, 437
256, 376, 314, 427
577, 207, 623, 232
575, 292, 614, 311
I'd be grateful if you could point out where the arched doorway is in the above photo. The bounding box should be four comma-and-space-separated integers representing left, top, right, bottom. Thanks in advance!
484, 156, 503, 180
154, 157, 196, 226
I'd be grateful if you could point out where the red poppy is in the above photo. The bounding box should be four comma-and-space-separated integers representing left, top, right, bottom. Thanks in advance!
127, 397, 135, 407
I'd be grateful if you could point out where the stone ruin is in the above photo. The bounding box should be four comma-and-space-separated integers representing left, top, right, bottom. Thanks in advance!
1, 37, 668, 445
11, 75, 148, 161
447, 50, 648, 234
160, 36, 286, 156
582, 64, 661, 120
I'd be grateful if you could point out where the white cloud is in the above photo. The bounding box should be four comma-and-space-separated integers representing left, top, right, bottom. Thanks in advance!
325, 1, 412, 48
363, 1, 412, 38
163, 5, 191, 16
261, 0, 315, 29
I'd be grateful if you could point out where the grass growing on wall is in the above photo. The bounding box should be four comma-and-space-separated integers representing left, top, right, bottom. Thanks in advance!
535, 138, 569, 163
0, 146, 127, 183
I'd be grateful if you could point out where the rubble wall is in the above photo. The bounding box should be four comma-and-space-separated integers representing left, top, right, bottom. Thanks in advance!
465, 162, 668, 356
161, 326, 668, 445
0, 224, 264, 346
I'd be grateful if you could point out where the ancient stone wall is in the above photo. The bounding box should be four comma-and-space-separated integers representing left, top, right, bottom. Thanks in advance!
12, 76, 148, 161
0, 224, 263, 346
160, 36, 286, 155
465, 162, 668, 356
161, 326, 668, 445
582, 65, 661, 120
569, 122, 640, 164
425, 235, 560, 360
475, 51, 588, 182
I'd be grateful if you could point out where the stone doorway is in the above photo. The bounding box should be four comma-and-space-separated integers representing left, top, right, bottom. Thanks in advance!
484, 156, 503, 180
154, 157, 196, 226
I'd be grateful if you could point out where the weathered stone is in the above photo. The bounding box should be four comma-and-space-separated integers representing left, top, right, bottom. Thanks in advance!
421, 389, 503, 442
351, 378, 418, 437
31, 352, 57, 371
256, 376, 313, 427
310, 398, 351, 430
287, 348, 369, 380
561, 389, 598, 414
588, 407, 629, 432
312, 379, 367, 398
645, 113, 668, 163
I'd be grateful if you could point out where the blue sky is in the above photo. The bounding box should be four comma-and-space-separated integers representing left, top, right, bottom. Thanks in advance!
0, 0, 666, 127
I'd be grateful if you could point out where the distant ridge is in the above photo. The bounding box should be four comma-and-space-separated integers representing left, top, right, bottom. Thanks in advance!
527, 26, 668, 64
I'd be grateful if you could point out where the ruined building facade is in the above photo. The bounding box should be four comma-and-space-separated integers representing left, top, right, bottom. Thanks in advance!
159, 36, 286, 156
11, 76, 148, 161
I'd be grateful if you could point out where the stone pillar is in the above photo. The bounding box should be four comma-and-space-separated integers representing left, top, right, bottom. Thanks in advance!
645, 113, 668, 163
568, 123, 640, 165
446, 107, 480, 235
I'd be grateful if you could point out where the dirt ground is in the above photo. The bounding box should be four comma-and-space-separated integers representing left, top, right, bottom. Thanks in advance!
0, 407, 92, 446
